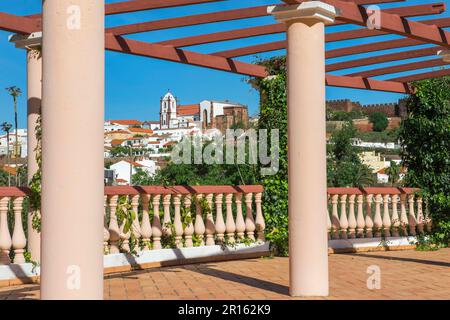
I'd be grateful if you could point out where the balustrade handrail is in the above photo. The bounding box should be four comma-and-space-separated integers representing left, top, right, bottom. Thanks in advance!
0, 186, 421, 197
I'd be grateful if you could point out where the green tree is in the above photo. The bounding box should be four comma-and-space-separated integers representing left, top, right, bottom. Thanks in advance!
385, 160, 401, 186
5, 86, 22, 185
369, 112, 389, 132
399, 76, 450, 246
327, 122, 374, 188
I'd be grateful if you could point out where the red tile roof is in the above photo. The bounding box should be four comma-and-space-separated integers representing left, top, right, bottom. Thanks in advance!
128, 127, 153, 134
177, 104, 200, 116
109, 120, 143, 126
125, 160, 143, 167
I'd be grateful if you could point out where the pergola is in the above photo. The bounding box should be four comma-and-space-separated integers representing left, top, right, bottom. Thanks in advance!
0, 0, 449, 299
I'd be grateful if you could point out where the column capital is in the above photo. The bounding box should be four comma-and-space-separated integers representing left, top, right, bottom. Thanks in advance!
9, 32, 42, 50
438, 50, 450, 62
268, 1, 339, 25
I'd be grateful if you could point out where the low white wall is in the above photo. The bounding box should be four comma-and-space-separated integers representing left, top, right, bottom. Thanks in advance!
329, 236, 417, 250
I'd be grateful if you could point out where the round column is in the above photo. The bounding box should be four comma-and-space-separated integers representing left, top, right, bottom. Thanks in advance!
269, 2, 337, 297
41, 0, 105, 299
27, 48, 42, 263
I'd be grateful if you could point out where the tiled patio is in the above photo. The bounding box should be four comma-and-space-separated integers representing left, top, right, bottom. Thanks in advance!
1, 248, 449, 300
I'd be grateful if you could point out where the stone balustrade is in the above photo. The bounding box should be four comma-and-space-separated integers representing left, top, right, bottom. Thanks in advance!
102, 185, 265, 254
327, 187, 430, 240
0, 186, 431, 266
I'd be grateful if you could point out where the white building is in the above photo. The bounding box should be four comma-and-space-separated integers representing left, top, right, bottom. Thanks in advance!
0, 129, 27, 158
159, 91, 248, 131
109, 159, 157, 185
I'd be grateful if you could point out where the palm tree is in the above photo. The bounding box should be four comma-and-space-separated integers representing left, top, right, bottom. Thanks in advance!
5, 86, 22, 185
1, 122, 13, 186
386, 160, 401, 186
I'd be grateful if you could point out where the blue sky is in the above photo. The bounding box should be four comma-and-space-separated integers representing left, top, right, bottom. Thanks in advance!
0, 0, 449, 127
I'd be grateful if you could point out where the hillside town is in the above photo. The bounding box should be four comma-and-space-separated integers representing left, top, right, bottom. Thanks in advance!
1, 93, 407, 186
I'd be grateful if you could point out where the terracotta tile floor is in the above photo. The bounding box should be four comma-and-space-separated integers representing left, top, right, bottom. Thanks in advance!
1, 248, 449, 300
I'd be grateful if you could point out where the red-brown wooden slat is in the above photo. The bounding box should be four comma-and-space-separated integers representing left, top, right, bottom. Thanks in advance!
389, 68, 450, 82
346, 59, 449, 78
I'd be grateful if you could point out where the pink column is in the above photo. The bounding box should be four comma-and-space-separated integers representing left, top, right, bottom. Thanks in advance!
9, 32, 43, 263
269, 2, 337, 297
41, 1, 105, 299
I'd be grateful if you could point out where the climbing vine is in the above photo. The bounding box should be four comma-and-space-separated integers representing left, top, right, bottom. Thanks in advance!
399, 76, 450, 248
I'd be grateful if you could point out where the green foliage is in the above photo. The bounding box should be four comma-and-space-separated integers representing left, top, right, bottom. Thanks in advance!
133, 140, 259, 186
327, 122, 375, 188
399, 76, 450, 247
369, 112, 389, 132
253, 56, 375, 255
356, 128, 400, 143
255, 71, 289, 256
328, 110, 365, 121
385, 160, 401, 186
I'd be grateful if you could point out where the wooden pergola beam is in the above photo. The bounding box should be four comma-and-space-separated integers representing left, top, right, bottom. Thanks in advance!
389, 68, 450, 82
0, 12, 40, 34
105, 33, 269, 77
283, 0, 403, 4
160, 3, 443, 48
212, 15, 450, 59
26, 0, 226, 18
105, 0, 225, 15
106, 0, 412, 36
326, 46, 442, 72
105, 33, 410, 93
346, 58, 449, 78
327, 0, 450, 48
325, 74, 411, 93
106, 5, 271, 36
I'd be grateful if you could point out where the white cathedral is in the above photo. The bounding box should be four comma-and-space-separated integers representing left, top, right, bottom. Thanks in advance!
159, 91, 249, 131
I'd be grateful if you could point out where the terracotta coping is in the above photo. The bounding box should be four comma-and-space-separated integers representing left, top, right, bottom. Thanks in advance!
0, 186, 420, 197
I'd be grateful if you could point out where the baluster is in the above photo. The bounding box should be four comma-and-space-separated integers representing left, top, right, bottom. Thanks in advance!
416, 197, 424, 234
162, 194, 172, 236
152, 194, 162, 249
391, 194, 400, 237
424, 199, 432, 232
12, 197, 26, 264
254, 192, 265, 242
339, 194, 348, 239
400, 194, 408, 236
205, 193, 216, 246
331, 194, 340, 239
365, 194, 374, 238
347, 194, 357, 239
140, 194, 152, 251
103, 195, 110, 254
408, 194, 417, 236
0, 197, 11, 264
356, 194, 365, 238
173, 194, 184, 248
120, 196, 131, 253
373, 194, 383, 237
382, 194, 391, 238
108, 195, 120, 254
326, 195, 331, 240
183, 195, 194, 247
225, 193, 236, 243
235, 193, 246, 240
214, 193, 225, 243
245, 193, 256, 241
131, 194, 141, 252
194, 194, 206, 246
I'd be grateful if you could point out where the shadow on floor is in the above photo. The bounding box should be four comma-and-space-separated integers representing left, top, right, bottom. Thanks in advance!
0, 284, 39, 300
345, 252, 450, 268
188, 264, 290, 296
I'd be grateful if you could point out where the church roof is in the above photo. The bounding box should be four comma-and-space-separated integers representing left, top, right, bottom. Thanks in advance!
177, 104, 200, 116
